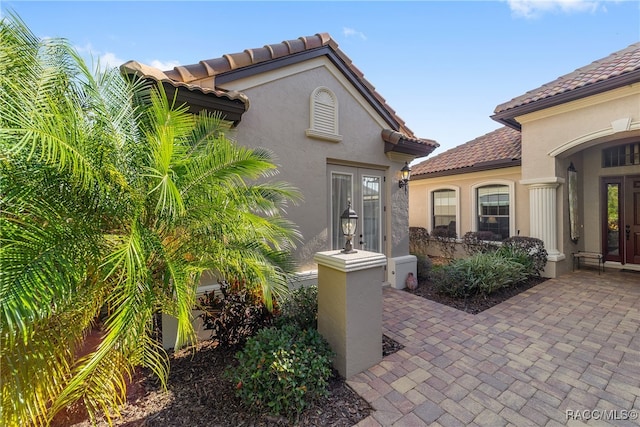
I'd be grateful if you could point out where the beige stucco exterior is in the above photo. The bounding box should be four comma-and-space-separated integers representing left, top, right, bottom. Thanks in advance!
410, 81, 640, 278
409, 166, 529, 239
516, 83, 640, 276
217, 57, 416, 284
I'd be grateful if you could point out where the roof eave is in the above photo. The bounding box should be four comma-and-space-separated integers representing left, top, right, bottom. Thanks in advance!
384, 141, 437, 157
120, 61, 249, 126
491, 69, 640, 129
381, 129, 439, 157
412, 159, 522, 180
160, 83, 247, 126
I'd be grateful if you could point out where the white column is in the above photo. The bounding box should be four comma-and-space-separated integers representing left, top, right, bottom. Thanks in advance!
522, 178, 565, 261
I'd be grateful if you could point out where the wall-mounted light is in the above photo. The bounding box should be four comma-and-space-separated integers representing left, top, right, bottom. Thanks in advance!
340, 200, 358, 254
399, 162, 411, 194
568, 162, 579, 243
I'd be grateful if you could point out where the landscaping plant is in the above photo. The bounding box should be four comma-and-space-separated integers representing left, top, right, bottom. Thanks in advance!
199, 281, 275, 348
276, 285, 319, 330
433, 250, 529, 298
430, 227, 458, 260
462, 231, 500, 255
0, 14, 301, 426
501, 236, 548, 276
226, 325, 333, 417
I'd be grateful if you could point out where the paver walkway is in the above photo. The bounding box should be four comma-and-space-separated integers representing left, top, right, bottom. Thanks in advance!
347, 270, 640, 426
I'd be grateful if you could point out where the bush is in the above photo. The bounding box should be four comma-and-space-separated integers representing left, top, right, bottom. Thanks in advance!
434, 251, 528, 298
276, 285, 318, 330
502, 236, 547, 276
462, 231, 499, 255
409, 226, 430, 256
414, 253, 433, 281
198, 281, 274, 348
431, 228, 457, 260
226, 325, 334, 416
431, 265, 472, 298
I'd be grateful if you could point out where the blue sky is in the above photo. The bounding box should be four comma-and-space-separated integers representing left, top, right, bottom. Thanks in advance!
2, 1, 639, 157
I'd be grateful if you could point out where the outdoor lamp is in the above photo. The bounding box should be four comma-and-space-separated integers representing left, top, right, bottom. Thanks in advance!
340, 200, 358, 254
399, 162, 411, 194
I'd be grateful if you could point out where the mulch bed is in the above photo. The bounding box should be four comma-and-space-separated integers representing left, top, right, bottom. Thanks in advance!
405, 275, 548, 314
56, 259, 547, 426
57, 335, 405, 427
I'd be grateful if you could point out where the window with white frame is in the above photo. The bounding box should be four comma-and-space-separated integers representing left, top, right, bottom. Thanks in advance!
432, 189, 457, 236
476, 184, 510, 240
305, 87, 342, 142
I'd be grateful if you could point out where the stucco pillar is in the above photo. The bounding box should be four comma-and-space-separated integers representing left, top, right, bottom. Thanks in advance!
522, 178, 565, 262
314, 250, 387, 378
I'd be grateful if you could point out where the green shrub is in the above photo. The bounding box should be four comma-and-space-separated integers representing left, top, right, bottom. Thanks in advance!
502, 236, 547, 276
198, 281, 274, 348
431, 265, 473, 298
226, 325, 333, 416
414, 253, 433, 281
434, 251, 528, 298
495, 245, 534, 276
276, 285, 318, 330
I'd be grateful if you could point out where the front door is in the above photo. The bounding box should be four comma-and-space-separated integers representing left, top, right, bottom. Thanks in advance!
329, 165, 385, 253
625, 175, 640, 264
602, 175, 640, 265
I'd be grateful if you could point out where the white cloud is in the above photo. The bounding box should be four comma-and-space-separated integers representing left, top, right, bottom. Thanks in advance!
507, 0, 603, 18
74, 43, 125, 70
74, 42, 179, 71
150, 59, 181, 71
98, 52, 126, 69
343, 27, 367, 41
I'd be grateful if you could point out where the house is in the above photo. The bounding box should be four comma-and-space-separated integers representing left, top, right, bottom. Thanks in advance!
121, 33, 438, 290
410, 42, 640, 277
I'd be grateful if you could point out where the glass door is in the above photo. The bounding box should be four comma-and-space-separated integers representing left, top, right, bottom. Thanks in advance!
602, 178, 622, 262
329, 166, 384, 253
624, 175, 640, 265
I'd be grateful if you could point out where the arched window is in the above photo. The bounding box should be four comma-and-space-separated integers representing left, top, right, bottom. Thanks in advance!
305, 87, 342, 142
471, 181, 515, 241
430, 187, 459, 237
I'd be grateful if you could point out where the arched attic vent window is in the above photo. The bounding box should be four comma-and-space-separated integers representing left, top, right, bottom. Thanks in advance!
305, 87, 343, 142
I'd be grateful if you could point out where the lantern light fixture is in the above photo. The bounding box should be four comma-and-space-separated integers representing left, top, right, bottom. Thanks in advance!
399, 162, 411, 194
340, 200, 358, 254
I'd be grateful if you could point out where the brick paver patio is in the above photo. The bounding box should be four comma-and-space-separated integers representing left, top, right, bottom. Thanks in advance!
347, 270, 640, 426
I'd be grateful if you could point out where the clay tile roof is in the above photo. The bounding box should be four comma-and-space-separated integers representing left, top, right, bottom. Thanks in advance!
494, 42, 640, 116
122, 33, 433, 150
119, 60, 249, 106
411, 126, 521, 177
159, 33, 423, 141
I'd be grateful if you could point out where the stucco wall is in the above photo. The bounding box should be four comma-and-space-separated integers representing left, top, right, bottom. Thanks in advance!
518, 85, 640, 182
409, 166, 529, 239
518, 84, 640, 264
516, 84, 640, 275
218, 58, 412, 272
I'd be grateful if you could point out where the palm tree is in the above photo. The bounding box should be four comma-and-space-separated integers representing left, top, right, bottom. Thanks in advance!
0, 14, 301, 426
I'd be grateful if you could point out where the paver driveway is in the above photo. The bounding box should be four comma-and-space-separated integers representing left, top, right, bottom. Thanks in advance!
348, 270, 640, 426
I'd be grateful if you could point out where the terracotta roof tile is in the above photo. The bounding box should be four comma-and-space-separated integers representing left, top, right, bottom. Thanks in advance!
412, 126, 520, 177
495, 42, 640, 114
119, 60, 249, 105
162, 33, 426, 141
122, 33, 435, 150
